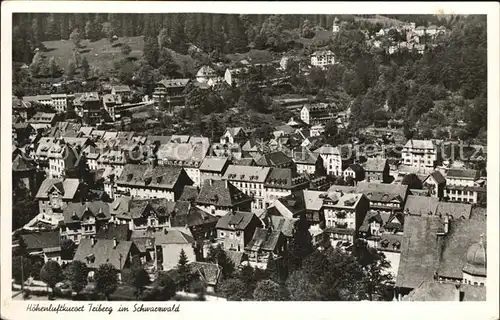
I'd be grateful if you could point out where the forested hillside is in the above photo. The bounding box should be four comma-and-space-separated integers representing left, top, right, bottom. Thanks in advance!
12, 13, 487, 143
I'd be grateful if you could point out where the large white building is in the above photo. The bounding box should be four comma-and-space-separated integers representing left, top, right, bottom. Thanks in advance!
23, 94, 70, 113
402, 139, 438, 169
314, 144, 343, 176
310, 50, 335, 68
222, 165, 271, 212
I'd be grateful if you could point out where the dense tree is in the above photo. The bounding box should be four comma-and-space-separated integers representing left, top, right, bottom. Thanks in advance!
156, 273, 177, 300
94, 263, 119, 300
40, 260, 64, 298
286, 215, 313, 273
129, 267, 151, 298
219, 278, 248, 301
12, 256, 33, 284
29, 50, 45, 77
286, 270, 321, 300
65, 260, 88, 295
69, 28, 82, 48
206, 244, 235, 278
253, 279, 288, 301
121, 44, 132, 56
60, 238, 76, 260
12, 183, 38, 231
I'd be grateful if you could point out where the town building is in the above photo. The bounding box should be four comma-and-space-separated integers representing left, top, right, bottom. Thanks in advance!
215, 211, 263, 252
152, 79, 191, 106
343, 163, 365, 182
322, 192, 369, 246
103, 94, 122, 121
272, 189, 324, 223
35, 178, 82, 225
300, 104, 333, 125
310, 50, 335, 68
222, 165, 271, 212
314, 144, 343, 176
199, 157, 231, 184
73, 92, 101, 126
255, 151, 295, 170
403, 195, 472, 219
196, 179, 253, 217
355, 182, 409, 212
402, 139, 438, 169
422, 171, 446, 199
60, 201, 110, 244
28, 112, 57, 127
196, 65, 217, 84
157, 136, 210, 186
220, 127, 248, 145
23, 94, 69, 113
110, 197, 174, 231
73, 237, 139, 280
115, 164, 194, 201
111, 85, 132, 101
264, 168, 310, 207
444, 169, 483, 204
20, 231, 62, 264
364, 158, 390, 182
245, 227, 286, 269
291, 149, 323, 175
12, 153, 38, 194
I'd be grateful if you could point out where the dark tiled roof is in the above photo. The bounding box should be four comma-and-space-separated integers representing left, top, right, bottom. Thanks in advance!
196, 179, 251, 207
264, 168, 309, 189
35, 178, 80, 200
265, 214, 297, 238
403, 195, 439, 216
403, 281, 460, 301
74, 238, 134, 270
112, 197, 176, 220
291, 150, 318, 165
133, 228, 194, 245
157, 78, 190, 89
446, 169, 478, 180
245, 228, 282, 252
396, 215, 443, 289
232, 158, 256, 166
364, 158, 387, 172
437, 219, 486, 280
21, 231, 60, 251
171, 205, 219, 228
117, 164, 191, 189
96, 223, 131, 241
189, 262, 222, 286
356, 182, 408, 203
178, 186, 200, 202
216, 211, 258, 231
255, 151, 293, 167
63, 201, 110, 224
12, 154, 35, 171
199, 157, 230, 172
425, 171, 446, 185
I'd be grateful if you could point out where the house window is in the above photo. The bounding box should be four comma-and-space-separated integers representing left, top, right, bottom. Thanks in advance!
220, 232, 225, 237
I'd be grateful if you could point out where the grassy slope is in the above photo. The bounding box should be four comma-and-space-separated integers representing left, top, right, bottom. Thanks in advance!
42, 36, 196, 75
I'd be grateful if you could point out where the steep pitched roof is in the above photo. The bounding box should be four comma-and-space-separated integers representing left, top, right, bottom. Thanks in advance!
396, 215, 443, 289
196, 179, 252, 207
425, 171, 446, 185
245, 227, 282, 252
35, 178, 80, 199
73, 238, 134, 270
356, 182, 408, 202
189, 262, 222, 286
437, 219, 486, 280
265, 214, 297, 238
63, 201, 110, 224
404, 196, 472, 219
446, 169, 478, 180
12, 154, 35, 172
21, 231, 60, 251
404, 139, 435, 149
95, 223, 131, 241
145, 228, 195, 245
255, 151, 293, 167
403, 281, 460, 301
170, 205, 219, 228
178, 186, 200, 202
364, 158, 387, 172
117, 164, 192, 189
264, 168, 309, 189
216, 211, 258, 231
223, 165, 270, 183
199, 157, 230, 173
157, 78, 191, 89
111, 197, 176, 220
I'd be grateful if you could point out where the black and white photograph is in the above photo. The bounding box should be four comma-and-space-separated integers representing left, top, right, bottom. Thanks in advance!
1, 2, 499, 319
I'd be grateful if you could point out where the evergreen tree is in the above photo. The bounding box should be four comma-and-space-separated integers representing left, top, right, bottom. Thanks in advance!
40, 260, 63, 299
65, 260, 88, 296
81, 57, 90, 79
176, 249, 191, 291
69, 28, 82, 48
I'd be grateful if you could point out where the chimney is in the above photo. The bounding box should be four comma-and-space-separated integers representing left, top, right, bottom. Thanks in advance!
91, 237, 96, 247
225, 179, 228, 188
209, 179, 213, 186
444, 215, 449, 234
113, 236, 117, 248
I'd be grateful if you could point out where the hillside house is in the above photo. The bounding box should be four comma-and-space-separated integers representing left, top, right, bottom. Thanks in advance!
222, 165, 271, 212
245, 228, 286, 269
199, 157, 231, 184
60, 201, 110, 244
310, 50, 335, 68
196, 179, 253, 217
35, 178, 82, 225
264, 168, 310, 207
152, 78, 191, 106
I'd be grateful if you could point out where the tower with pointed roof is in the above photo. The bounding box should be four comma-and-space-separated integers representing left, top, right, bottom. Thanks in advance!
462, 234, 487, 286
